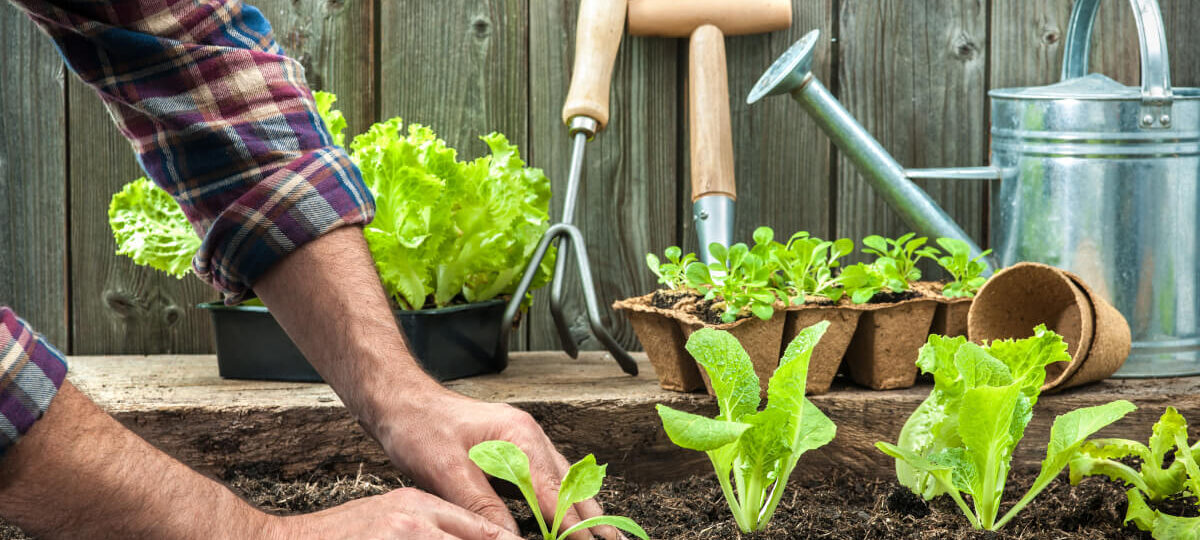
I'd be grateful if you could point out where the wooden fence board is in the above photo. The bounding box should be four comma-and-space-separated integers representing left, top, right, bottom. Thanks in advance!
525, 0, 682, 352
68, 1, 376, 354
835, 0, 989, 277
0, 4, 68, 347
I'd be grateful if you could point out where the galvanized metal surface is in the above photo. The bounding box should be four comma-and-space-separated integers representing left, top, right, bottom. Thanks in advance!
693, 195, 735, 263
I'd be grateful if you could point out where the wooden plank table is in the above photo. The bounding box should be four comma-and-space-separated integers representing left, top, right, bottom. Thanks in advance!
71, 352, 1200, 483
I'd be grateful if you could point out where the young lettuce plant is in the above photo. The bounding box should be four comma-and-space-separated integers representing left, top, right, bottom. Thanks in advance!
645, 246, 698, 290
1070, 406, 1200, 537
773, 232, 854, 304
656, 323, 837, 533
862, 233, 940, 292
108, 177, 201, 278
935, 237, 992, 298
468, 441, 648, 540
838, 262, 887, 304
876, 326, 1136, 531
686, 241, 781, 322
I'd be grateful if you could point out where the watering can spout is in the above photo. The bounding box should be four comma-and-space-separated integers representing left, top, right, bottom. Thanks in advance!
749, 29, 996, 272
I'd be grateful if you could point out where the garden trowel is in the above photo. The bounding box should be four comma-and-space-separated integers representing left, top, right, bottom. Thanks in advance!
499, 0, 637, 375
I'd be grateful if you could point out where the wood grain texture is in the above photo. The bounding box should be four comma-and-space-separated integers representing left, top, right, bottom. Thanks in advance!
681, 0, 835, 256
70, 351, 1200, 483
525, 0, 681, 353
0, 4, 68, 347
834, 0, 988, 278
67, 1, 375, 354
991, 0, 1199, 90
254, 0, 377, 137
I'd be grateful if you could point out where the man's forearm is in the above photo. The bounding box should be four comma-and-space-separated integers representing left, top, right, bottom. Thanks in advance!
0, 382, 269, 539
252, 225, 445, 437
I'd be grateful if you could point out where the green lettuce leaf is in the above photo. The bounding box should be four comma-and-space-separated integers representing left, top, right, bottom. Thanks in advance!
108, 177, 200, 278
313, 90, 347, 148
351, 117, 553, 309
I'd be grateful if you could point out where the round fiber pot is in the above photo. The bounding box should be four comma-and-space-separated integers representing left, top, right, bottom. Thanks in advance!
679, 313, 786, 397
1051, 273, 1130, 391
968, 262, 1103, 390
782, 303, 862, 395
613, 293, 704, 392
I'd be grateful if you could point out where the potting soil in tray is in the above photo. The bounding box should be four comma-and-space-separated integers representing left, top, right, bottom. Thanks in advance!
0, 466, 1176, 539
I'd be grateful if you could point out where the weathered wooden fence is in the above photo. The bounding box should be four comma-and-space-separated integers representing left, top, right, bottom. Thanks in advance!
2, 0, 1198, 355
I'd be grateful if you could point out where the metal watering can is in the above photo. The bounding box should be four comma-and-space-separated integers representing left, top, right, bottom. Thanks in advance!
747, 0, 1200, 377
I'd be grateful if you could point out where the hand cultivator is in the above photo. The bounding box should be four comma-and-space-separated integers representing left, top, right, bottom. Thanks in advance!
499, 0, 638, 375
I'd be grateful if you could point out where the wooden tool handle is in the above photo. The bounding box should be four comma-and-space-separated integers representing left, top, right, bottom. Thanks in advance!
562, 0, 628, 130
689, 25, 736, 201
628, 0, 792, 37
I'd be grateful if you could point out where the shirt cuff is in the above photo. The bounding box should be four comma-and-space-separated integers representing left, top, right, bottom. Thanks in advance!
0, 308, 68, 456
192, 146, 376, 304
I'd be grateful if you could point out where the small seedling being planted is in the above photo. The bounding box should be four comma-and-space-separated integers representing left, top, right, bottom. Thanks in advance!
645, 246, 698, 291
686, 235, 783, 323
934, 237, 992, 298
656, 322, 837, 532
840, 233, 940, 304
1070, 406, 1200, 537
877, 326, 1135, 531
773, 232, 854, 304
468, 441, 648, 540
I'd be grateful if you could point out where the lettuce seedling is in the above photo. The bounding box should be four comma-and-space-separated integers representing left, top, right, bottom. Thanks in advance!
108, 177, 201, 278
877, 326, 1135, 530
1070, 407, 1200, 538
773, 232, 853, 304
935, 238, 991, 298
838, 262, 887, 304
468, 440, 648, 540
657, 323, 837, 532
646, 246, 698, 290
862, 233, 940, 292
686, 240, 782, 322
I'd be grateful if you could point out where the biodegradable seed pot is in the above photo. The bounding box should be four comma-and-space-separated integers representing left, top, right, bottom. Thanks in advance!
913, 281, 972, 338
200, 299, 510, 383
841, 293, 938, 390
613, 294, 704, 392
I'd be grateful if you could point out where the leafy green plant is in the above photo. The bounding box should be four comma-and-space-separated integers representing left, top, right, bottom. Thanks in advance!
838, 262, 887, 304
468, 441, 648, 540
656, 323, 837, 532
935, 238, 991, 298
685, 239, 782, 323
108, 176, 201, 278
773, 232, 854, 304
876, 326, 1135, 530
313, 91, 347, 148
645, 246, 698, 290
862, 233, 940, 292
351, 117, 554, 310
1070, 407, 1200, 538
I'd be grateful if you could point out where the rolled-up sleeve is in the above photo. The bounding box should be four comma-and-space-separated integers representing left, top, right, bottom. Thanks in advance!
0, 308, 68, 455
11, 0, 375, 302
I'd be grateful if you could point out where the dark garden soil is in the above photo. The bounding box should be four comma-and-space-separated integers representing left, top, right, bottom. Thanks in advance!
0, 466, 1184, 539
867, 289, 922, 304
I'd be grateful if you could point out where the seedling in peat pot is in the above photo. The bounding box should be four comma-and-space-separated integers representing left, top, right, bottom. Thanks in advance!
646, 246, 698, 290
838, 262, 888, 304
1070, 406, 1200, 537
773, 232, 854, 304
686, 239, 782, 323
657, 322, 837, 533
876, 326, 1135, 531
468, 441, 648, 540
861, 233, 940, 292
935, 237, 992, 298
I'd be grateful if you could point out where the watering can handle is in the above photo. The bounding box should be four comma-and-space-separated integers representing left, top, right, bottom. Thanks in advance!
1060, 0, 1173, 126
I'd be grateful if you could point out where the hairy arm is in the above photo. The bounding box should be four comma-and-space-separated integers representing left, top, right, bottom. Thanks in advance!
0, 382, 268, 539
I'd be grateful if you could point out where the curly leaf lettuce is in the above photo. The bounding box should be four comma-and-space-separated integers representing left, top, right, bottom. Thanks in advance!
313, 90, 347, 148
351, 117, 553, 310
108, 177, 200, 278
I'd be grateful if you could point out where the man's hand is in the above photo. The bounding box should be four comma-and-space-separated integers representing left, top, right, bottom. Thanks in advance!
255, 226, 619, 539
374, 390, 620, 540
273, 487, 522, 540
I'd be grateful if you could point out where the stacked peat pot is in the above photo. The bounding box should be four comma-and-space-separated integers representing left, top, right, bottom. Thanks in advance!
616, 230, 995, 394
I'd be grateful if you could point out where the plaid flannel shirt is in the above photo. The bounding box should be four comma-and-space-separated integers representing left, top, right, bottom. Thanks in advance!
1, 0, 375, 453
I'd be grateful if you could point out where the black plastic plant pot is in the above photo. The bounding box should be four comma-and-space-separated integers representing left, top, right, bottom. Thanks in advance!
198, 299, 509, 383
